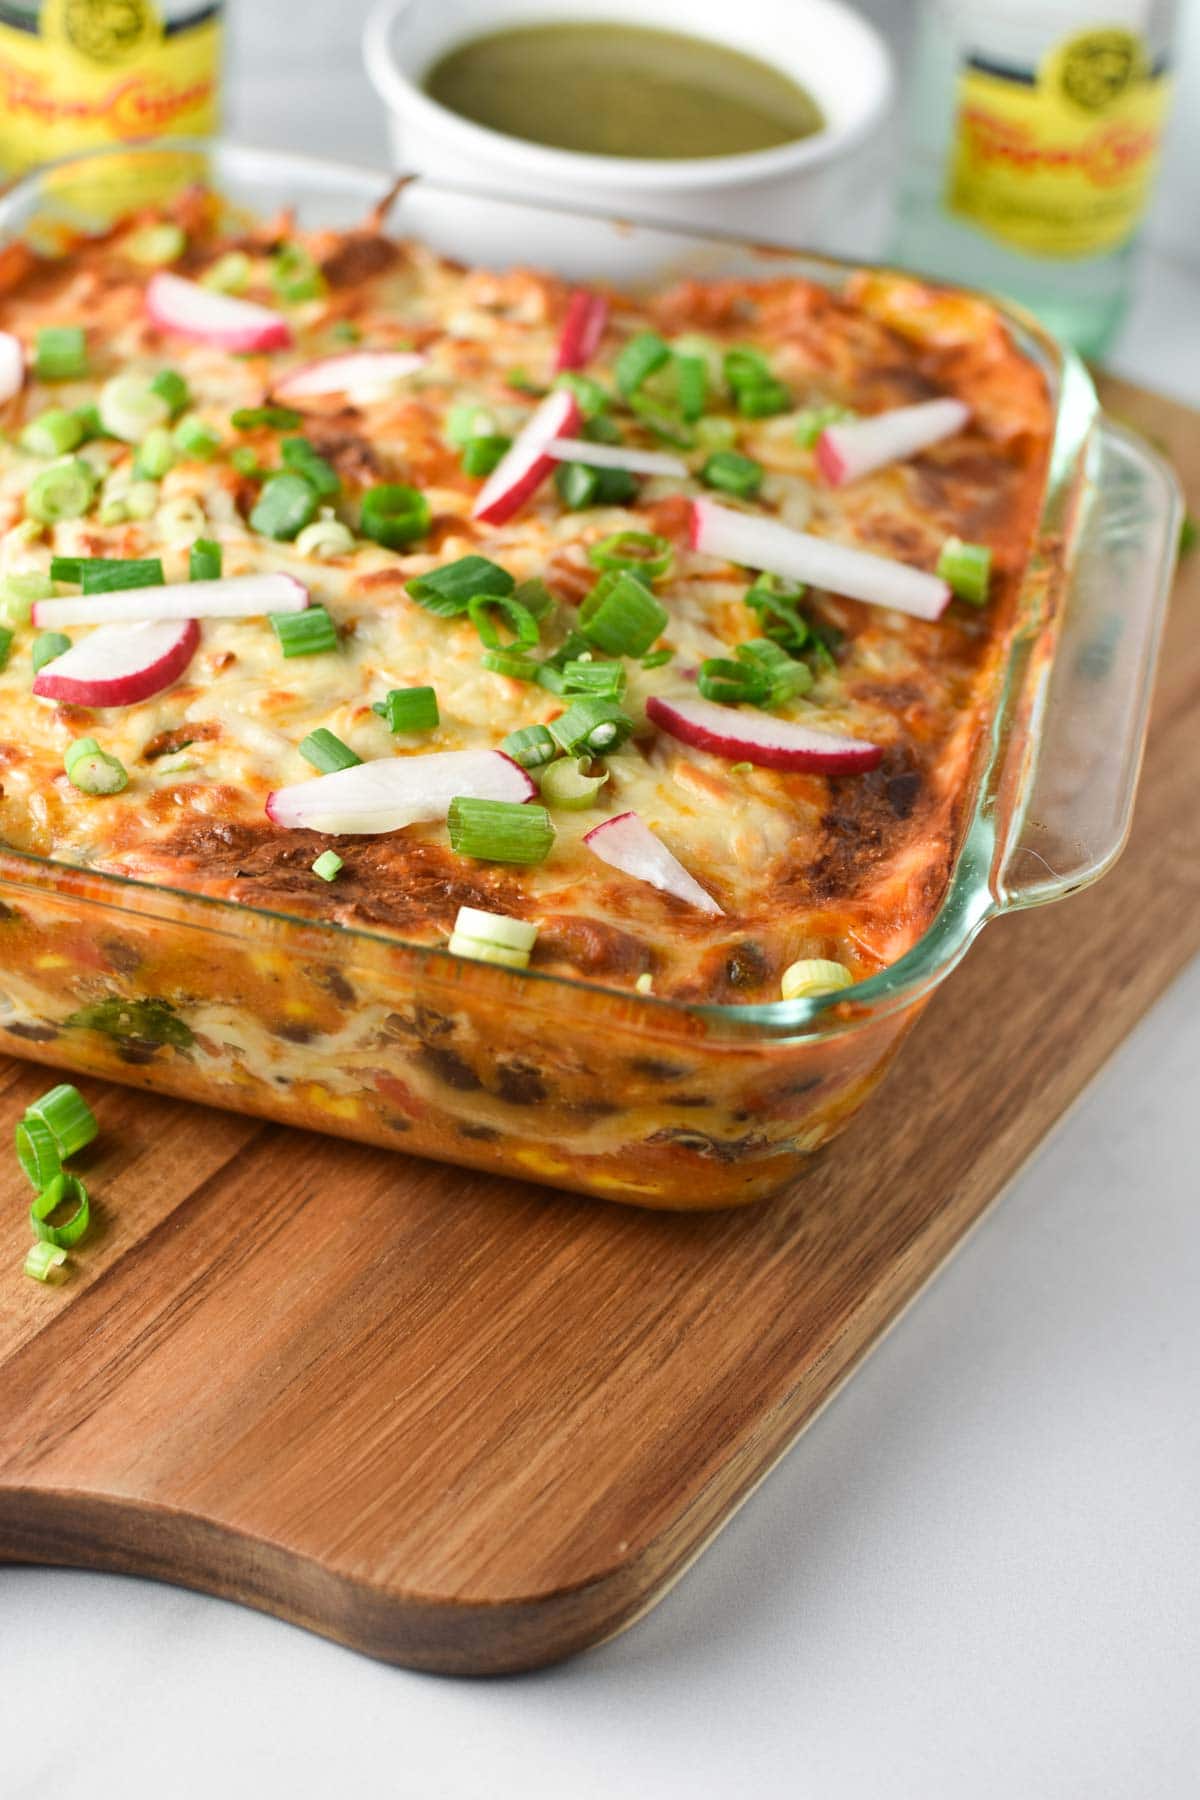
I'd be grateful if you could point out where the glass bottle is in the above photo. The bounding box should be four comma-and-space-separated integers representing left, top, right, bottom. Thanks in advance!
0, 0, 223, 178
894, 0, 1177, 357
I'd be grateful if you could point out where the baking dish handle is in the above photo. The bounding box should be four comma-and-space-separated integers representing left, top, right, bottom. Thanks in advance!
996, 419, 1182, 912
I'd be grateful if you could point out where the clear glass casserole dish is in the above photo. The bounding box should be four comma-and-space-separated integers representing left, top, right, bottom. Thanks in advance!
0, 143, 1181, 1209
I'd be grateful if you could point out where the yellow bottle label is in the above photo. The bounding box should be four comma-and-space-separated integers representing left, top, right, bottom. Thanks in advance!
0, 1, 221, 177
948, 27, 1171, 259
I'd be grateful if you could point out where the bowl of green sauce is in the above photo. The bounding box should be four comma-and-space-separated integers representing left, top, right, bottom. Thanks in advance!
364, 0, 892, 244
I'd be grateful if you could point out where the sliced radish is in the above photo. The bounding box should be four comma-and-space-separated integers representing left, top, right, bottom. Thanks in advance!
690, 498, 951, 622
646, 693, 882, 774
546, 438, 688, 479
553, 290, 609, 372
472, 387, 581, 526
816, 398, 969, 486
0, 331, 24, 404
266, 748, 535, 837
33, 572, 308, 630
145, 271, 291, 352
583, 811, 723, 915
34, 619, 199, 707
273, 349, 426, 405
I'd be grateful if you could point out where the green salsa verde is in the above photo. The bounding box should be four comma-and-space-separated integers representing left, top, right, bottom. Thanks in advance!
423, 22, 825, 161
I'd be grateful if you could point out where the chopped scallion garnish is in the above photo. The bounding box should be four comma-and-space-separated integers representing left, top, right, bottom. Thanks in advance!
447, 904, 538, 969
360, 482, 430, 549
561, 657, 627, 699
312, 850, 344, 882
23, 1081, 97, 1165
231, 404, 303, 432
461, 434, 511, 477
615, 331, 670, 397
65, 735, 129, 795
674, 353, 708, 423
15, 1114, 61, 1190
372, 686, 439, 734
578, 569, 668, 658
201, 250, 252, 293
150, 368, 190, 417
467, 592, 540, 650
189, 537, 222, 581
0, 625, 11, 671
640, 648, 673, 671
30, 1171, 90, 1248
98, 372, 171, 443
281, 435, 340, 498
481, 648, 539, 681
406, 554, 512, 618
447, 795, 555, 864
793, 404, 856, 448
539, 755, 609, 809
33, 326, 87, 382
174, 413, 221, 459
24, 1241, 68, 1282
271, 605, 338, 657
132, 426, 176, 481
49, 556, 164, 594
937, 536, 992, 606
501, 723, 557, 769
251, 471, 319, 541
31, 630, 70, 672
21, 408, 84, 459
586, 530, 673, 580
124, 222, 186, 267
701, 449, 763, 498
270, 242, 325, 304
299, 728, 361, 773
548, 696, 634, 756
553, 371, 610, 416
780, 958, 854, 1001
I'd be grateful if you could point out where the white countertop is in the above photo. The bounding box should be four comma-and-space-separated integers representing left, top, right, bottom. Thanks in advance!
3, 24, 1199, 1799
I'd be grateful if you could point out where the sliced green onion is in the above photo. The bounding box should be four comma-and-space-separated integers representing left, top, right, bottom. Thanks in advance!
467, 592, 539, 650
510, 577, 556, 622
554, 460, 637, 510
21, 408, 84, 459
133, 426, 176, 481
15, 1114, 61, 1189
627, 393, 694, 447
98, 372, 171, 443
65, 736, 128, 795
640, 647, 673, 671
736, 379, 791, 419
447, 795, 554, 864
794, 404, 856, 448
251, 471, 319, 541
299, 727, 361, 773
694, 416, 738, 453
124, 221, 186, 266
24, 1241, 68, 1282
534, 627, 591, 695
270, 242, 325, 304
745, 577, 809, 651
406, 554, 512, 618
281, 435, 339, 499
554, 371, 610, 416
461, 434, 511, 477
294, 515, 355, 559
674, 354, 708, 423
447, 904, 538, 968
312, 850, 344, 882
561, 657, 627, 699
51, 556, 164, 593
150, 368, 190, 416
372, 686, 439, 733
586, 529, 673, 580
548, 696, 634, 756
723, 348, 772, 392
539, 755, 609, 809
445, 402, 496, 447
481, 648, 539, 680
271, 605, 337, 657
0, 570, 52, 628
229, 445, 262, 477
31, 629, 70, 672
937, 536, 992, 606
201, 250, 252, 294
701, 449, 763, 497
0, 625, 12, 671
501, 723, 557, 769
30, 1171, 90, 1248
72, 403, 104, 443
615, 331, 670, 397
189, 537, 222, 581
505, 367, 547, 397
698, 657, 769, 706
33, 326, 87, 382
231, 404, 303, 432
173, 413, 221, 458
579, 570, 668, 658
360, 482, 430, 549
781, 957, 854, 1001
736, 637, 813, 706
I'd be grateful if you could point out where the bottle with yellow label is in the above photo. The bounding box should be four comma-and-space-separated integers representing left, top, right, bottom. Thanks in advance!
894, 0, 1176, 356
0, 0, 222, 178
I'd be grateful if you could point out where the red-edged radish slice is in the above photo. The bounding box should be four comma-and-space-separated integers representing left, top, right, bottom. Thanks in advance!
816, 398, 969, 486
34, 619, 199, 707
553, 290, 609, 372
0, 331, 24, 404
690, 498, 951, 622
266, 748, 535, 837
33, 572, 308, 631
472, 387, 581, 526
646, 693, 883, 774
583, 810, 723, 915
145, 271, 291, 352
273, 350, 426, 404
545, 438, 688, 479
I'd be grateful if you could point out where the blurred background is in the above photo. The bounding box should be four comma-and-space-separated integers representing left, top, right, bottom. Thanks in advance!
223, 0, 1200, 399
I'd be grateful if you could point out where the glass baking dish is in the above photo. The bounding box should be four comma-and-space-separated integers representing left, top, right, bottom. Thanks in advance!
0, 143, 1181, 1209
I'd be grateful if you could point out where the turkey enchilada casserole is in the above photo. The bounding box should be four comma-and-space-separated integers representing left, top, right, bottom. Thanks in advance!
0, 178, 1059, 1206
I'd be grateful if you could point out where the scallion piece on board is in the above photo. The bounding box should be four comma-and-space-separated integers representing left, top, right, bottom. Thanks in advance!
271, 605, 337, 657
372, 686, 439, 734
30, 1171, 90, 1249
447, 796, 555, 865
31, 630, 70, 673
615, 332, 670, 397
15, 1114, 61, 1190
360, 483, 430, 549
24, 1241, 68, 1282
578, 570, 668, 658
937, 536, 992, 606
24, 1083, 98, 1161
33, 326, 87, 381
501, 723, 558, 769
298, 728, 361, 773
406, 555, 513, 618
189, 537, 222, 581
311, 850, 344, 882
65, 736, 129, 795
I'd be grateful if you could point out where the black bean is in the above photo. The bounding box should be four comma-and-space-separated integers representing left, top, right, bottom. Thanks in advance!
418, 1045, 481, 1091
493, 1060, 546, 1106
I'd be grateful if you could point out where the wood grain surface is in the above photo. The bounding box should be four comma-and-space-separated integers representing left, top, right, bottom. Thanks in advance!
0, 377, 1196, 1675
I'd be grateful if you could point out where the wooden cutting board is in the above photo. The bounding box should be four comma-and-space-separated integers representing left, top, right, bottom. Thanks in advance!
0, 377, 1196, 1676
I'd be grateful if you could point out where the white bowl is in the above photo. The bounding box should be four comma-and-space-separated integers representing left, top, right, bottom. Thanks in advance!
363, 0, 894, 247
